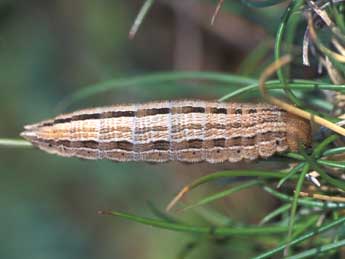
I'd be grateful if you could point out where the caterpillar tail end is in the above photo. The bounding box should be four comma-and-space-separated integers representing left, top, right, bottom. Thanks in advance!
286, 113, 312, 152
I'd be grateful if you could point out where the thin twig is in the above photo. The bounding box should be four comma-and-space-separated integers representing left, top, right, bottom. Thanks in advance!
333, 38, 345, 56
166, 186, 190, 212
129, 0, 156, 39
299, 191, 345, 203
303, 28, 311, 66
211, 0, 224, 25
0, 138, 32, 148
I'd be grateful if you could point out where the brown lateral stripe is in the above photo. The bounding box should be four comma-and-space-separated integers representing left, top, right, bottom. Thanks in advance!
99, 141, 134, 151
51, 139, 135, 151
36, 131, 286, 152
187, 139, 203, 149
228, 136, 242, 146
213, 138, 226, 147
150, 140, 170, 150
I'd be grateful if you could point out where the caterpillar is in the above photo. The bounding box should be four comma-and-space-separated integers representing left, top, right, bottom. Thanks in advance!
21, 100, 312, 163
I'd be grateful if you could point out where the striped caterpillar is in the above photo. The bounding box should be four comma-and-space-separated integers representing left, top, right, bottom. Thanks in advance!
21, 100, 312, 163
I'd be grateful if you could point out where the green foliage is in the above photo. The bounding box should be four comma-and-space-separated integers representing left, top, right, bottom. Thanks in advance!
241, 0, 288, 8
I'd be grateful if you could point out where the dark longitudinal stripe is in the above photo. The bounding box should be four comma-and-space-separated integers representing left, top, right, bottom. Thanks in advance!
108, 110, 136, 117
261, 108, 285, 113
73, 113, 102, 121
213, 138, 226, 147
152, 140, 170, 150
100, 140, 169, 152
139, 108, 170, 116
210, 107, 227, 114
53, 118, 71, 124
95, 141, 131, 151
260, 131, 286, 140
45, 106, 210, 127
227, 136, 242, 146
39, 104, 288, 128
71, 140, 99, 149
181, 106, 205, 113
38, 132, 285, 151
51, 111, 135, 125
41, 122, 54, 127
187, 139, 203, 149
86, 140, 134, 151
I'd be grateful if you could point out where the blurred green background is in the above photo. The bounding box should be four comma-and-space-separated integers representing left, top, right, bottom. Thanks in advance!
0, 1, 308, 258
